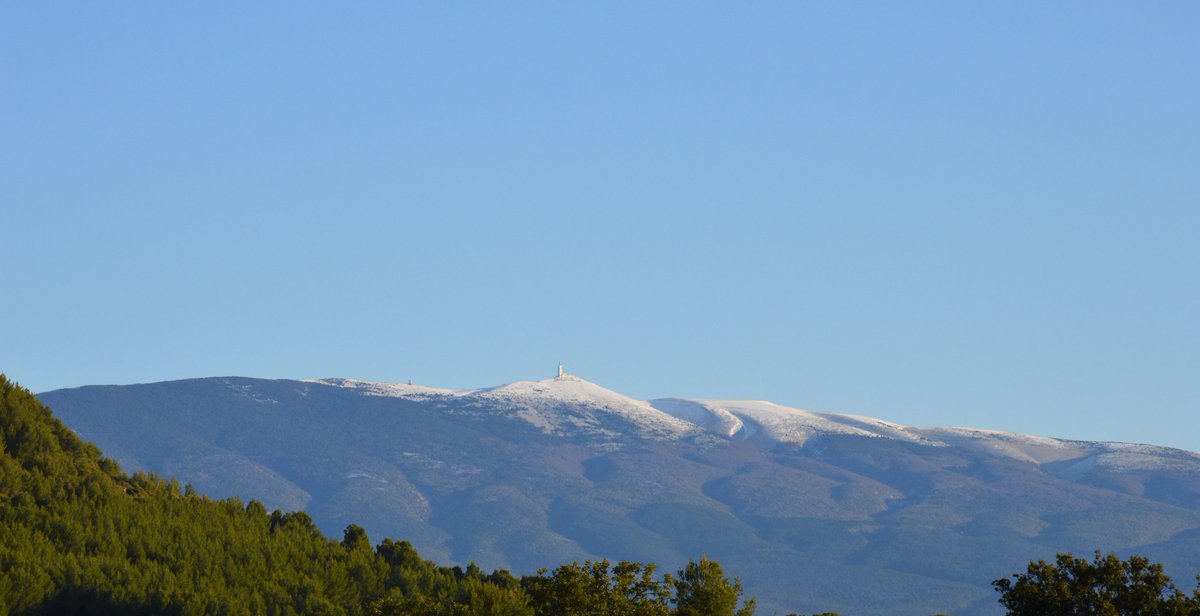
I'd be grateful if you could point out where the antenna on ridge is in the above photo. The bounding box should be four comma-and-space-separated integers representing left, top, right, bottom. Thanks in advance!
557, 362, 564, 378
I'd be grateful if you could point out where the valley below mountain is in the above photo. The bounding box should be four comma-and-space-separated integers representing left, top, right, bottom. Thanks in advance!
39, 374, 1200, 616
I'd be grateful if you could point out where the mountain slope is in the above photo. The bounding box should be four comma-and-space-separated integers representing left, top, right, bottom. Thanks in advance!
39, 374, 1200, 615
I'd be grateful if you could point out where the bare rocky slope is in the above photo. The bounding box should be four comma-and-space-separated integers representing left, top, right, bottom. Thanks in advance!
39, 374, 1200, 615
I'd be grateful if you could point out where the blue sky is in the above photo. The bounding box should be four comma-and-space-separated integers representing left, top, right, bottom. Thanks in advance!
3, 3, 1197, 452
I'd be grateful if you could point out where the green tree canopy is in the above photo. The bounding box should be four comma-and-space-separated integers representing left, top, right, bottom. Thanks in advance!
993, 551, 1200, 615
673, 557, 756, 616
522, 559, 672, 616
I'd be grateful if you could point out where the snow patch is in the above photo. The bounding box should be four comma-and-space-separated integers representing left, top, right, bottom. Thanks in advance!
1089, 442, 1200, 472
223, 379, 279, 405
650, 398, 743, 438
469, 376, 700, 441
653, 398, 934, 448
911, 427, 1091, 464
307, 378, 463, 399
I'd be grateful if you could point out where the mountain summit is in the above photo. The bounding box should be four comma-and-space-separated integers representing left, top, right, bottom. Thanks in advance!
38, 375, 1200, 615
313, 373, 701, 443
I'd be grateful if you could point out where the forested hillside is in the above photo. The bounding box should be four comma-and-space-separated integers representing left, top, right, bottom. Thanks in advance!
0, 375, 757, 615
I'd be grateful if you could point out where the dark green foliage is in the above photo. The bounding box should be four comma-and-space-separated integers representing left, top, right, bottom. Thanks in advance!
673, 557, 755, 616
523, 559, 672, 615
0, 374, 760, 615
993, 551, 1200, 615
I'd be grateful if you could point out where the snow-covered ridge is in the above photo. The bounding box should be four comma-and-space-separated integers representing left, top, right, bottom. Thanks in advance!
650, 398, 1200, 472
307, 378, 465, 398
908, 426, 1091, 464
468, 375, 700, 440
305, 375, 1199, 470
649, 398, 936, 446
1051, 442, 1200, 477
308, 375, 698, 441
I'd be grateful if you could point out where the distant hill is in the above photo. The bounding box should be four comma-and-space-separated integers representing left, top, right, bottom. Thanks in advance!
40, 374, 1200, 615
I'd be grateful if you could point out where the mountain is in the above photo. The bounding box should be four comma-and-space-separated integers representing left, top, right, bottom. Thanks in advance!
39, 373, 1200, 615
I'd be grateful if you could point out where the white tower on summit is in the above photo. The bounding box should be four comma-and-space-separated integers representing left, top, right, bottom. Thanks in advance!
557, 362, 564, 378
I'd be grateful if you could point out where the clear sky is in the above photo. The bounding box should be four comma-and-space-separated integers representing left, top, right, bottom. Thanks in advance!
3, 3, 1197, 452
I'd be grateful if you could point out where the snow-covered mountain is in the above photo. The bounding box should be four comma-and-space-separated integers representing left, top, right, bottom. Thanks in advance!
314, 374, 1200, 473
650, 396, 1200, 473
314, 374, 701, 442
38, 374, 1200, 616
